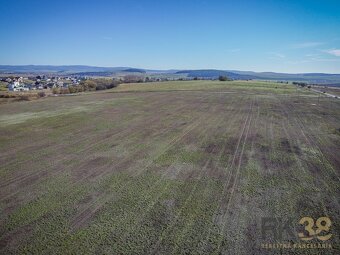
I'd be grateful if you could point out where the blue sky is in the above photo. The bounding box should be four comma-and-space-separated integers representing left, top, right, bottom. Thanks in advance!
0, 0, 340, 73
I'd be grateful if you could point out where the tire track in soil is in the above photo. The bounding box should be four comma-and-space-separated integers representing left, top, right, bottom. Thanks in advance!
70, 94, 232, 224
70, 117, 205, 231
278, 98, 338, 234
226, 95, 260, 255
261, 96, 302, 247
199, 103, 251, 252
198, 96, 253, 253
149, 97, 252, 254
289, 98, 336, 162
276, 97, 339, 186
103, 106, 226, 254
286, 99, 340, 182
113, 96, 247, 252
214, 98, 254, 254
168, 100, 247, 255
69, 101, 216, 231
275, 97, 339, 217
235, 95, 261, 255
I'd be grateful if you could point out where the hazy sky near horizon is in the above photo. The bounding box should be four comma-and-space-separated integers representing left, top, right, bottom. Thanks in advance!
1, 0, 340, 73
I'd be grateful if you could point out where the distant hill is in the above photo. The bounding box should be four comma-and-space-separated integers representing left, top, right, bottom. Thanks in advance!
123, 68, 146, 73
68, 71, 115, 77
230, 70, 340, 85
176, 69, 340, 85
1, 65, 340, 85
175, 69, 257, 80
0, 65, 128, 74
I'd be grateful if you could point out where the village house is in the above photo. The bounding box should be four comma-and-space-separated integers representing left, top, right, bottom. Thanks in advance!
8, 81, 29, 91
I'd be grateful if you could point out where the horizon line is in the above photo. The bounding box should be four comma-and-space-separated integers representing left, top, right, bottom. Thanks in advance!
1, 64, 340, 75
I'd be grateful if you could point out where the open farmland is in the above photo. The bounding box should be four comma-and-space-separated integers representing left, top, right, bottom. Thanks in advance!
313, 86, 340, 97
0, 80, 339, 254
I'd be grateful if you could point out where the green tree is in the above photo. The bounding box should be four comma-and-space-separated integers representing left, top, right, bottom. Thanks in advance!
218, 75, 228, 81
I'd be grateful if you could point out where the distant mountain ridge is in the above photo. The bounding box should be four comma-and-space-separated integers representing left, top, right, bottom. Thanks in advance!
0, 65, 129, 74
1, 65, 340, 85
175, 69, 257, 80
123, 68, 146, 73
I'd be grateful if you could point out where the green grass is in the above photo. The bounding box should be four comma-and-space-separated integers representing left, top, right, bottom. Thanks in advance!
113, 80, 297, 94
0, 80, 339, 254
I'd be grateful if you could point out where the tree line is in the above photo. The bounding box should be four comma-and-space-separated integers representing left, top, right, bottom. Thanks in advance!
52, 79, 120, 94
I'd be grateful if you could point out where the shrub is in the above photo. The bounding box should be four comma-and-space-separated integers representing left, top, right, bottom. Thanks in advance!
60, 88, 70, 94
37, 91, 46, 97
80, 80, 97, 91
95, 84, 106, 90
123, 75, 144, 83
218, 75, 228, 81
50, 79, 120, 94
18, 95, 30, 101
68, 86, 77, 93
52, 87, 59, 94
293, 82, 307, 87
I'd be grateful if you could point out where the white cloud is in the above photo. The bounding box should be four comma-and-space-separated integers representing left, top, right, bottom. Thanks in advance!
324, 49, 340, 57
292, 42, 324, 48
